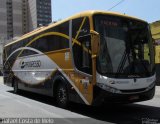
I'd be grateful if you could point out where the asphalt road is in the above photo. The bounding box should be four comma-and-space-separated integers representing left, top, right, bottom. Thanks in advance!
0, 77, 160, 124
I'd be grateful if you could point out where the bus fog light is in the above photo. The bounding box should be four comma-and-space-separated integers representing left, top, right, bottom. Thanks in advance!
97, 83, 121, 94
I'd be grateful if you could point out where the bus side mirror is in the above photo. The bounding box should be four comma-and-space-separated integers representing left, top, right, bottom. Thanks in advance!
90, 30, 100, 56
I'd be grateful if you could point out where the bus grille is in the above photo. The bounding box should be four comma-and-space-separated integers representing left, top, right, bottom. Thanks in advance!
120, 88, 146, 93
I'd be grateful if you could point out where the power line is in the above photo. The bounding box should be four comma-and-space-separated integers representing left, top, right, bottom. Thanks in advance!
108, 0, 125, 11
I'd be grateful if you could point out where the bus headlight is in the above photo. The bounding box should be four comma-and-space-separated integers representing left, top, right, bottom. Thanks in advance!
146, 82, 155, 90
97, 83, 122, 94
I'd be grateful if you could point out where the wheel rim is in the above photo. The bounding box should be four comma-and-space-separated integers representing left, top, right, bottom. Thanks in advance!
57, 87, 67, 104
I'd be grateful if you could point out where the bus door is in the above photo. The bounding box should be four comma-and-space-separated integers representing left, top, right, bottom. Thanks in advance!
71, 17, 93, 105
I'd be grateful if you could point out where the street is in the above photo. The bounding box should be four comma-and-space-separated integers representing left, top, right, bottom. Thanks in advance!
0, 77, 160, 124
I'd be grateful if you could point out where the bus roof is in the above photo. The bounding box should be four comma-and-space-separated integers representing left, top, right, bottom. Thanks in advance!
5, 10, 146, 47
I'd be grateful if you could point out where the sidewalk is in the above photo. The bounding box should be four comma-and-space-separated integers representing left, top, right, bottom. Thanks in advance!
0, 76, 4, 84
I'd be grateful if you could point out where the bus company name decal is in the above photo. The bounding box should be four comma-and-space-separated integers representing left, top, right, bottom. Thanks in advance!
20, 60, 41, 69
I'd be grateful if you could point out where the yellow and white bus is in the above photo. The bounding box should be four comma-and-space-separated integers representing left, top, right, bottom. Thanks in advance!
3, 10, 155, 107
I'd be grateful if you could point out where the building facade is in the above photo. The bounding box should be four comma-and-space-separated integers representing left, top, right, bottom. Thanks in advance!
150, 20, 160, 44
0, 0, 52, 69
0, 0, 7, 41
28, 0, 52, 31
0, 0, 24, 41
0, 0, 52, 42
150, 21, 160, 84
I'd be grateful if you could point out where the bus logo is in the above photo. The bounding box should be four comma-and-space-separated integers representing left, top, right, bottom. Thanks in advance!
21, 61, 25, 69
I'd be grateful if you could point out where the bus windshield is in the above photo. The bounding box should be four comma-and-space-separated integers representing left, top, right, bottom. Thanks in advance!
94, 15, 155, 78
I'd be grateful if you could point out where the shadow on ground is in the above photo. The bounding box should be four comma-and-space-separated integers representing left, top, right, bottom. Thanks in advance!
8, 90, 160, 124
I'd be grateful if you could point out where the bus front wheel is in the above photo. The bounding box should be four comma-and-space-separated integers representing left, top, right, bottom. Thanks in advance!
56, 83, 69, 108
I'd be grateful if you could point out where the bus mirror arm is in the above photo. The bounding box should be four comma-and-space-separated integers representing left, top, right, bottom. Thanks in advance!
90, 30, 100, 56
90, 30, 100, 85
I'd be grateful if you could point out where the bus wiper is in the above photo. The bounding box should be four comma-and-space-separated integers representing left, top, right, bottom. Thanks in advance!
116, 50, 128, 78
140, 59, 150, 76
116, 37, 132, 78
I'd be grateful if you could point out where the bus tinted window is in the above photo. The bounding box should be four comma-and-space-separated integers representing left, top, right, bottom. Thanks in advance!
29, 35, 69, 53
19, 50, 38, 57
72, 17, 92, 74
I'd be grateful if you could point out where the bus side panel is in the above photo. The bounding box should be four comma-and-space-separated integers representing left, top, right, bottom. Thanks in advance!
3, 19, 93, 105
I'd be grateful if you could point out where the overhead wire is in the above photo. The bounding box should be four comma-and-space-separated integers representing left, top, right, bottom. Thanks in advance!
108, 0, 125, 11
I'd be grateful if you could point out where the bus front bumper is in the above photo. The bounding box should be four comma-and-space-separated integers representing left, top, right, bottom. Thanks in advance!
92, 84, 155, 106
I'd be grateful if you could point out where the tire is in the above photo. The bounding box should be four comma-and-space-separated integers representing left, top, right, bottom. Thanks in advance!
13, 79, 18, 93
56, 83, 69, 108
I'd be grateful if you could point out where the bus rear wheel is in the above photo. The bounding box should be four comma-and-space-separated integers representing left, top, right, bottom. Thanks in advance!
13, 78, 18, 93
56, 83, 69, 108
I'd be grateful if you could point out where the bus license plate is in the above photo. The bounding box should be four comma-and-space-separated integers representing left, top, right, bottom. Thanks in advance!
129, 96, 139, 101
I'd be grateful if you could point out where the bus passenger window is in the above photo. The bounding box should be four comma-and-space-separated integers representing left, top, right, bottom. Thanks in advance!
77, 35, 92, 74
